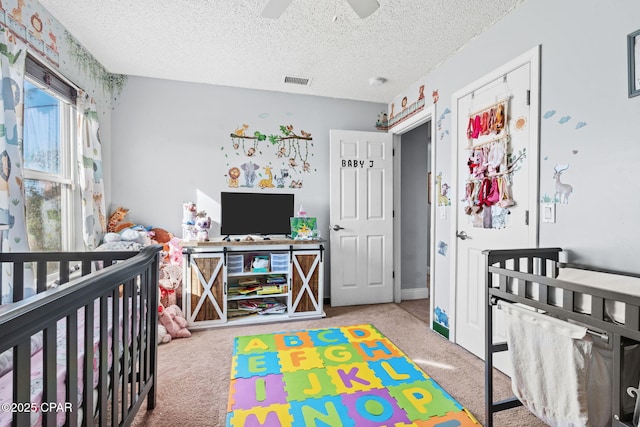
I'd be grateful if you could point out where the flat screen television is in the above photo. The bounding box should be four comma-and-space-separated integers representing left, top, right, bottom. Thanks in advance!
221, 192, 294, 236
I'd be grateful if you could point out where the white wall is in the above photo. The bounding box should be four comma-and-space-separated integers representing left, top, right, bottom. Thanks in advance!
389, 0, 640, 330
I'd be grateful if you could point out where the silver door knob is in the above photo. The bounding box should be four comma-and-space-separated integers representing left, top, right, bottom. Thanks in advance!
332, 225, 345, 231
456, 231, 469, 240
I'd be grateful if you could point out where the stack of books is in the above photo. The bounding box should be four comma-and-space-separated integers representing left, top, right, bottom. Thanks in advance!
228, 276, 288, 297
235, 298, 287, 315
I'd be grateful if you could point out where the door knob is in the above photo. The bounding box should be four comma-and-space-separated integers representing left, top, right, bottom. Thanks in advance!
456, 231, 469, 240
332, 225, 345, 231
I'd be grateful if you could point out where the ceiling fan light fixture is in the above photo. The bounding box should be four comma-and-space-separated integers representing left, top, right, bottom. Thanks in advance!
262, 0, 291, 18
262, 0, 380, 19
369, 77, 386, 87
345, 0, 380, 18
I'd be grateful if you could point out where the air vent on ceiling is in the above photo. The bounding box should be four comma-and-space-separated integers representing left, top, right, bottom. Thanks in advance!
282, 75, 312, 86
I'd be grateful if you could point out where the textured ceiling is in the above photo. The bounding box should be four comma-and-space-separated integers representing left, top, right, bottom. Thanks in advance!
38, 0, 525, 103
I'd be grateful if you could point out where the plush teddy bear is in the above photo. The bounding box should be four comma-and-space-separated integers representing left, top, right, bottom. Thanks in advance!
158, 324, 171, 344
158, 304, 191, 339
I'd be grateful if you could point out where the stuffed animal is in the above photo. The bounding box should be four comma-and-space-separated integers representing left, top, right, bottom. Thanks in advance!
159, 263, 183, 306
158, 324, 171, 344
158, 304, 191, 339
195, 214, 211, 242
182, 202, 198, 240
164, 237, 183, 267
107, 207, 129, 233
150, 227, 173, 244
182, 202, 196, 225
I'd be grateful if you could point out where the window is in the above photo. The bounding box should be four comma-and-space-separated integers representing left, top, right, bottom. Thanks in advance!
23, 56, 79, 253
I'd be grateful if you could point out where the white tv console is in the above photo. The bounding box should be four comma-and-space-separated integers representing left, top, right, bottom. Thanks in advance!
181, 238, 325, 329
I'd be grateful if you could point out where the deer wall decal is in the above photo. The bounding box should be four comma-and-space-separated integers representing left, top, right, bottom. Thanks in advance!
553, 164, 573, 204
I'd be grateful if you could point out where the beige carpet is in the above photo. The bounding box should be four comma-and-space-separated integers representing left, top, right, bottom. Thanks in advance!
132, 302, 546, 426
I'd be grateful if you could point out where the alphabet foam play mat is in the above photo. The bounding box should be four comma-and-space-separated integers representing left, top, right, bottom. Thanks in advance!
227, 324, 478, 426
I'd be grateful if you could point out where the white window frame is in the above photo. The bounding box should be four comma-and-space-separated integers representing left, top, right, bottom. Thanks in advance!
23, 75, 80, 252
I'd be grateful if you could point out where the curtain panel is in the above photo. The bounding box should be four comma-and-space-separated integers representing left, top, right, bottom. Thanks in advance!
77, 93, 106, 250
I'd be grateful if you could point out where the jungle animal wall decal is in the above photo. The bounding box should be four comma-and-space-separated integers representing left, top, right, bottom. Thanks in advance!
435, 173, 451, 206
552, 164, 573, 204
223, 123, 315, 189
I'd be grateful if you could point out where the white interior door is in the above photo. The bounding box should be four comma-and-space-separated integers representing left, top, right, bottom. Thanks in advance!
452, 48, 540, 371
329, 129, 394, 307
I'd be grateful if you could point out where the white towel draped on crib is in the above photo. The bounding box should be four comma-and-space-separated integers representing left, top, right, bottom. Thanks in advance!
498, 301, 611, 427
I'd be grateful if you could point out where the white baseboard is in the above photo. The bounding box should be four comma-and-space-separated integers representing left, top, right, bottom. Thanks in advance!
401, 287, 429, 300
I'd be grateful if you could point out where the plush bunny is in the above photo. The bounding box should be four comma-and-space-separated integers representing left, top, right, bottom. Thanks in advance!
158, 304, 191, 339
158, 324, 171, 344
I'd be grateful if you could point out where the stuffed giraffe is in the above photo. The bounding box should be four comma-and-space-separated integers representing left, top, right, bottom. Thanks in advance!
107, 207, 129, 232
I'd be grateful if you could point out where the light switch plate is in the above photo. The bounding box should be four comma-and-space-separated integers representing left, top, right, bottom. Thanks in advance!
542, 203, 555, 223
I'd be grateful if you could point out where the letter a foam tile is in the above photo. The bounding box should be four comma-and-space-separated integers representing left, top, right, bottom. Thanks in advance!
227, 324, 478, 426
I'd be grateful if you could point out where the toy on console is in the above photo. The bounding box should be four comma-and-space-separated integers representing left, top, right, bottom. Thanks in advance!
158, 304, 191, 339
195, 212, 211, 242
182, 202, 197, 240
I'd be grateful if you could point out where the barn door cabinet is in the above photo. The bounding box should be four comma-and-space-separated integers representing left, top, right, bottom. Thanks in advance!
182, 239, 325, 329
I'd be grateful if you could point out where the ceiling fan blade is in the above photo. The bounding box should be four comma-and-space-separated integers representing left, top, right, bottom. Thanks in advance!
262, 0, 293, 18
345, 0, 380, 18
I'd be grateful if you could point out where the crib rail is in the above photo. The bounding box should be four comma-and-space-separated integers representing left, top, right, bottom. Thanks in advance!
484, 247, 640, 427
0, 245, 161, 427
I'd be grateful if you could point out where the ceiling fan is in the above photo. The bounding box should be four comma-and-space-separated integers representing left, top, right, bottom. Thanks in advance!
262, 0, 380, 19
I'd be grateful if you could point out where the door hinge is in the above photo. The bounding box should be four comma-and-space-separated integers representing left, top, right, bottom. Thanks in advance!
392, 148, 395, 156
392, 271, 395, 279
526, 90, 531, 106
525, 210, 529, 225
392, 210, 395, 218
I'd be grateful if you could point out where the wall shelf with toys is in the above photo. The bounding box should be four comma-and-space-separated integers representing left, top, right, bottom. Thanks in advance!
182, 239, 325, 329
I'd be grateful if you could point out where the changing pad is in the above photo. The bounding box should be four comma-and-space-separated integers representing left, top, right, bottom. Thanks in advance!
553, 268, 640, 324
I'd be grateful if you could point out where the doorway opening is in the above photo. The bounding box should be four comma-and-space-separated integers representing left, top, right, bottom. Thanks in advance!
392, 104, 436, 325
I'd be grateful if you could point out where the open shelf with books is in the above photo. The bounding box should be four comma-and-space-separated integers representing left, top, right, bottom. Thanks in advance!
182, 239, 325, 329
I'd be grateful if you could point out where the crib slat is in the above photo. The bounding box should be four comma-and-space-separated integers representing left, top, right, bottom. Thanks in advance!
140, 270, 148, 388
36, 261, 47, 293
13, 341, 30, 426
591, 296, 604, 321
66, 311, 79, 427
625, 305, 640, 331
122, 281, 131, 419
97, 296, 109, 425
539, 283, 549, 305
131, 277, 139, 400
81, 259, 92, 276
60, 260, 70, 285
42, 325, 58, 427
111, 288, 120, 425
13, 261, 24, 302
83, 301, 95, 427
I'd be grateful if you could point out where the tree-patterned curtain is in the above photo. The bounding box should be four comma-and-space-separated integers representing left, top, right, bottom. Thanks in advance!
77, 93, 106, 250
0, 28, 30, 302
